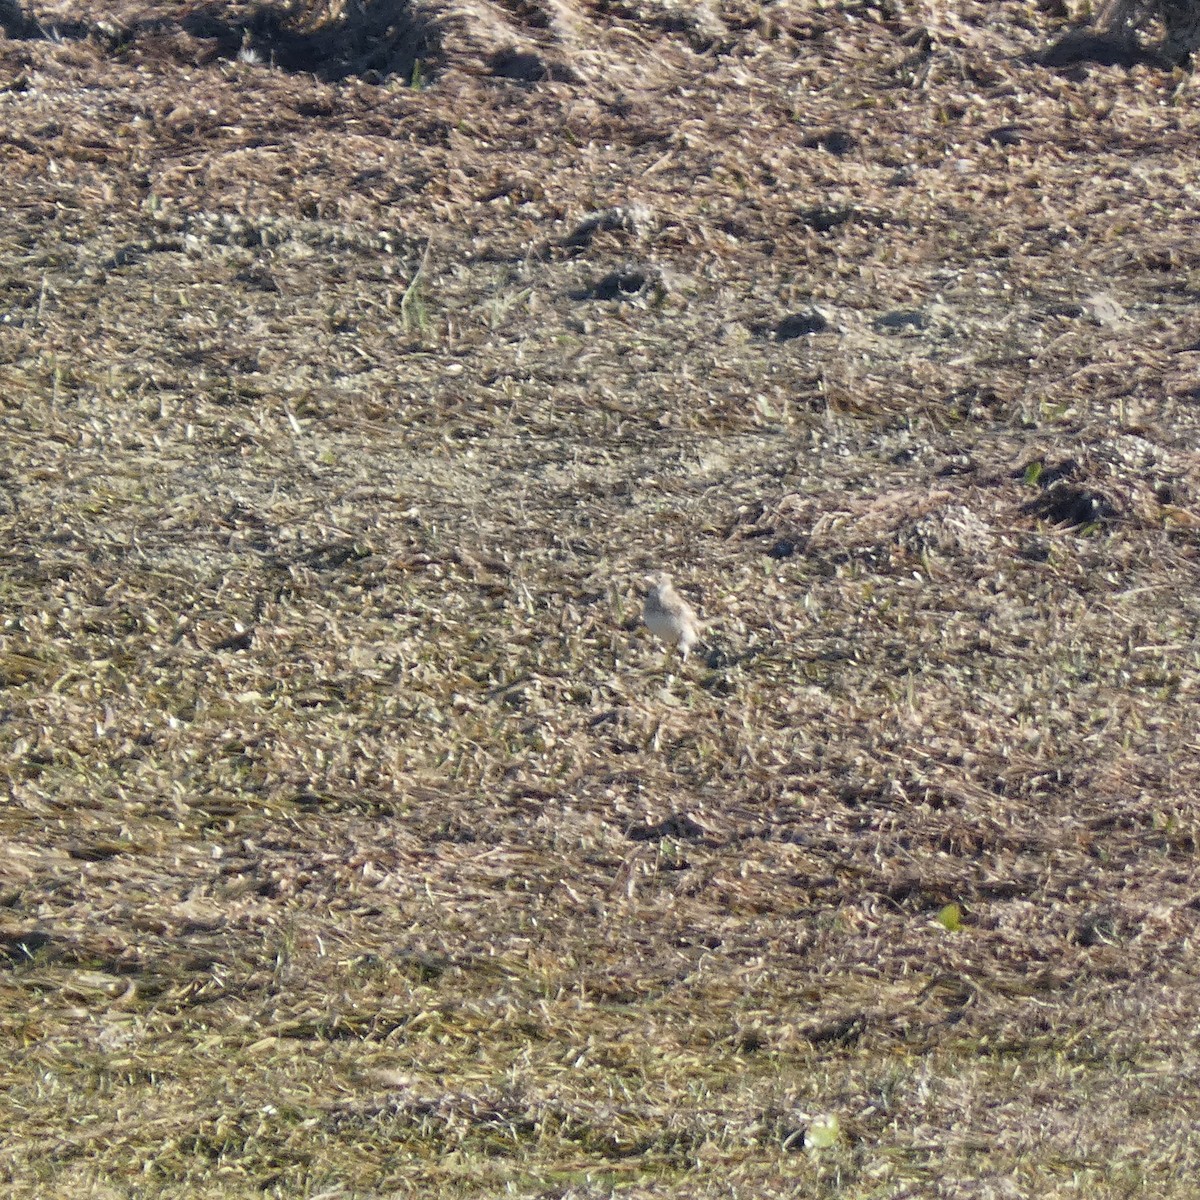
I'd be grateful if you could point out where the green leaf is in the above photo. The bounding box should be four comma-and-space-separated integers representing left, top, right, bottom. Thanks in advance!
936, 903, 962, 932
805, 1114, 840, 1150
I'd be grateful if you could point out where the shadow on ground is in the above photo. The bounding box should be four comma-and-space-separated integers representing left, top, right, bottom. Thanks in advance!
1, 0, 437, 82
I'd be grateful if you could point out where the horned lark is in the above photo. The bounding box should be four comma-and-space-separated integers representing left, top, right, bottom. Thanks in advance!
643, 572, 700, 661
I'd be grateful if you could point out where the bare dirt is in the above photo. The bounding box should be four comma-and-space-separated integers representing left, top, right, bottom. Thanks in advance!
5, 1, 1200, 1197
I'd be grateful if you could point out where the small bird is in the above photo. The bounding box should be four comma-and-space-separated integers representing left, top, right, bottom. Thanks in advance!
643, 572, 701, 661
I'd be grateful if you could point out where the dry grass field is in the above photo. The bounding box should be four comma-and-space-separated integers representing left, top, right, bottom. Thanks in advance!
5, 0, 1200, 1196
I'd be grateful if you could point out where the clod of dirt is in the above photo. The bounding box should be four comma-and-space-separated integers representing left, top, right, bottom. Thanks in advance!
983, 123, 1028, 146
627, 813, 711, 843
799, 127, 857, 155
488, 46, 577, 82
764, 311, 829, 340
874, 309, 928, 332
1022, 484, 1118, 528
797, 205, 855, 232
